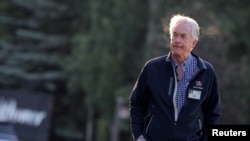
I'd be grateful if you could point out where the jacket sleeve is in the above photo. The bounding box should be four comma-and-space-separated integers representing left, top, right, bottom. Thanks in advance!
129, 63, 151, 140
201, 66, 222, 141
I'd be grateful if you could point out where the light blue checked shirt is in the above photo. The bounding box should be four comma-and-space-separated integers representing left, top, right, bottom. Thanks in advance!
172, 54, 197, 113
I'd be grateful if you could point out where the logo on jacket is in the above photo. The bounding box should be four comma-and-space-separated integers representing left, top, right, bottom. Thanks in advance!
193, 81, 203, 89
195, 81, 202, 87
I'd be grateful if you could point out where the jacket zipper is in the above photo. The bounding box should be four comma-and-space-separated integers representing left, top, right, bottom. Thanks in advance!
168, 77, 173, 95
170, 63, 178, 122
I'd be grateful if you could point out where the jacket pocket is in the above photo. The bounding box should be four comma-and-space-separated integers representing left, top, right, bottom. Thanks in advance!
143, 113, 153, 134
198, 118, 203, 136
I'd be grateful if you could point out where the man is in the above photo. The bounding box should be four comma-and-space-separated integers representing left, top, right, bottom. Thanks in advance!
129, 14, 222, 141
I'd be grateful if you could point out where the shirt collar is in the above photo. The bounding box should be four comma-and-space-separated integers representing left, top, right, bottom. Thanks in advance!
168, 53, 193, 68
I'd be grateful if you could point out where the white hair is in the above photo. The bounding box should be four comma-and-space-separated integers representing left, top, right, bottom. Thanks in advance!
168, 14, 200, 41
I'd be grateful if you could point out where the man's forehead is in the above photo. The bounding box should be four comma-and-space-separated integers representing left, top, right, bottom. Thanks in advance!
173, 23, 192, 35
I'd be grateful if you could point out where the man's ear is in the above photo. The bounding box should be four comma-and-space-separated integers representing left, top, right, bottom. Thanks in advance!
192, 40, 198, 48
190, 40, 197, 51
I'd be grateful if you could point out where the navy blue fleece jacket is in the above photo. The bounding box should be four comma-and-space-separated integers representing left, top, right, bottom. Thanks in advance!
129, 53, 222, 141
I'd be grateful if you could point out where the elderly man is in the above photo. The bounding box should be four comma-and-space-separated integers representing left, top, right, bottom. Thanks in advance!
129, 14, 222, 141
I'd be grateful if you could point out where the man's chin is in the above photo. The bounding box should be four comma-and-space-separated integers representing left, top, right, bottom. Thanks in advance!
171, 51, 182, 56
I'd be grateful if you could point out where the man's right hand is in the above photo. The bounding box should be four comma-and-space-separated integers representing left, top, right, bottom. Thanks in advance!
136, 135, 146, 141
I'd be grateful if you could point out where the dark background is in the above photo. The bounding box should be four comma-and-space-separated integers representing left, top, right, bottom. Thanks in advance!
0, 0, 249, 141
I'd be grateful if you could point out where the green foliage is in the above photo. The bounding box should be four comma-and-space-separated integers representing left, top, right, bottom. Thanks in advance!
65, 0, 148, 140
1, 0, 250, 140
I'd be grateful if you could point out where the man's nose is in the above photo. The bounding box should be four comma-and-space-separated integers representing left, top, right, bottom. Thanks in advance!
174, 37, 181, 44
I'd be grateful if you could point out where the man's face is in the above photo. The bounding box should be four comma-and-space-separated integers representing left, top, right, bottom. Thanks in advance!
170, 23, 197, 58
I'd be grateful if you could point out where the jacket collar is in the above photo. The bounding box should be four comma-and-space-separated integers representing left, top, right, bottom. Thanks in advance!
165, 52, 207, 70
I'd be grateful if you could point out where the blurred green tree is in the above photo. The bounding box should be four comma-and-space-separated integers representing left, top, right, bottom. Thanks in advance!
66, 0, 148, 140
1, 0, 250, 141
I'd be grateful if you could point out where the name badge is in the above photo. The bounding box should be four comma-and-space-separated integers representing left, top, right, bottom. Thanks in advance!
188, 89, 201, 100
